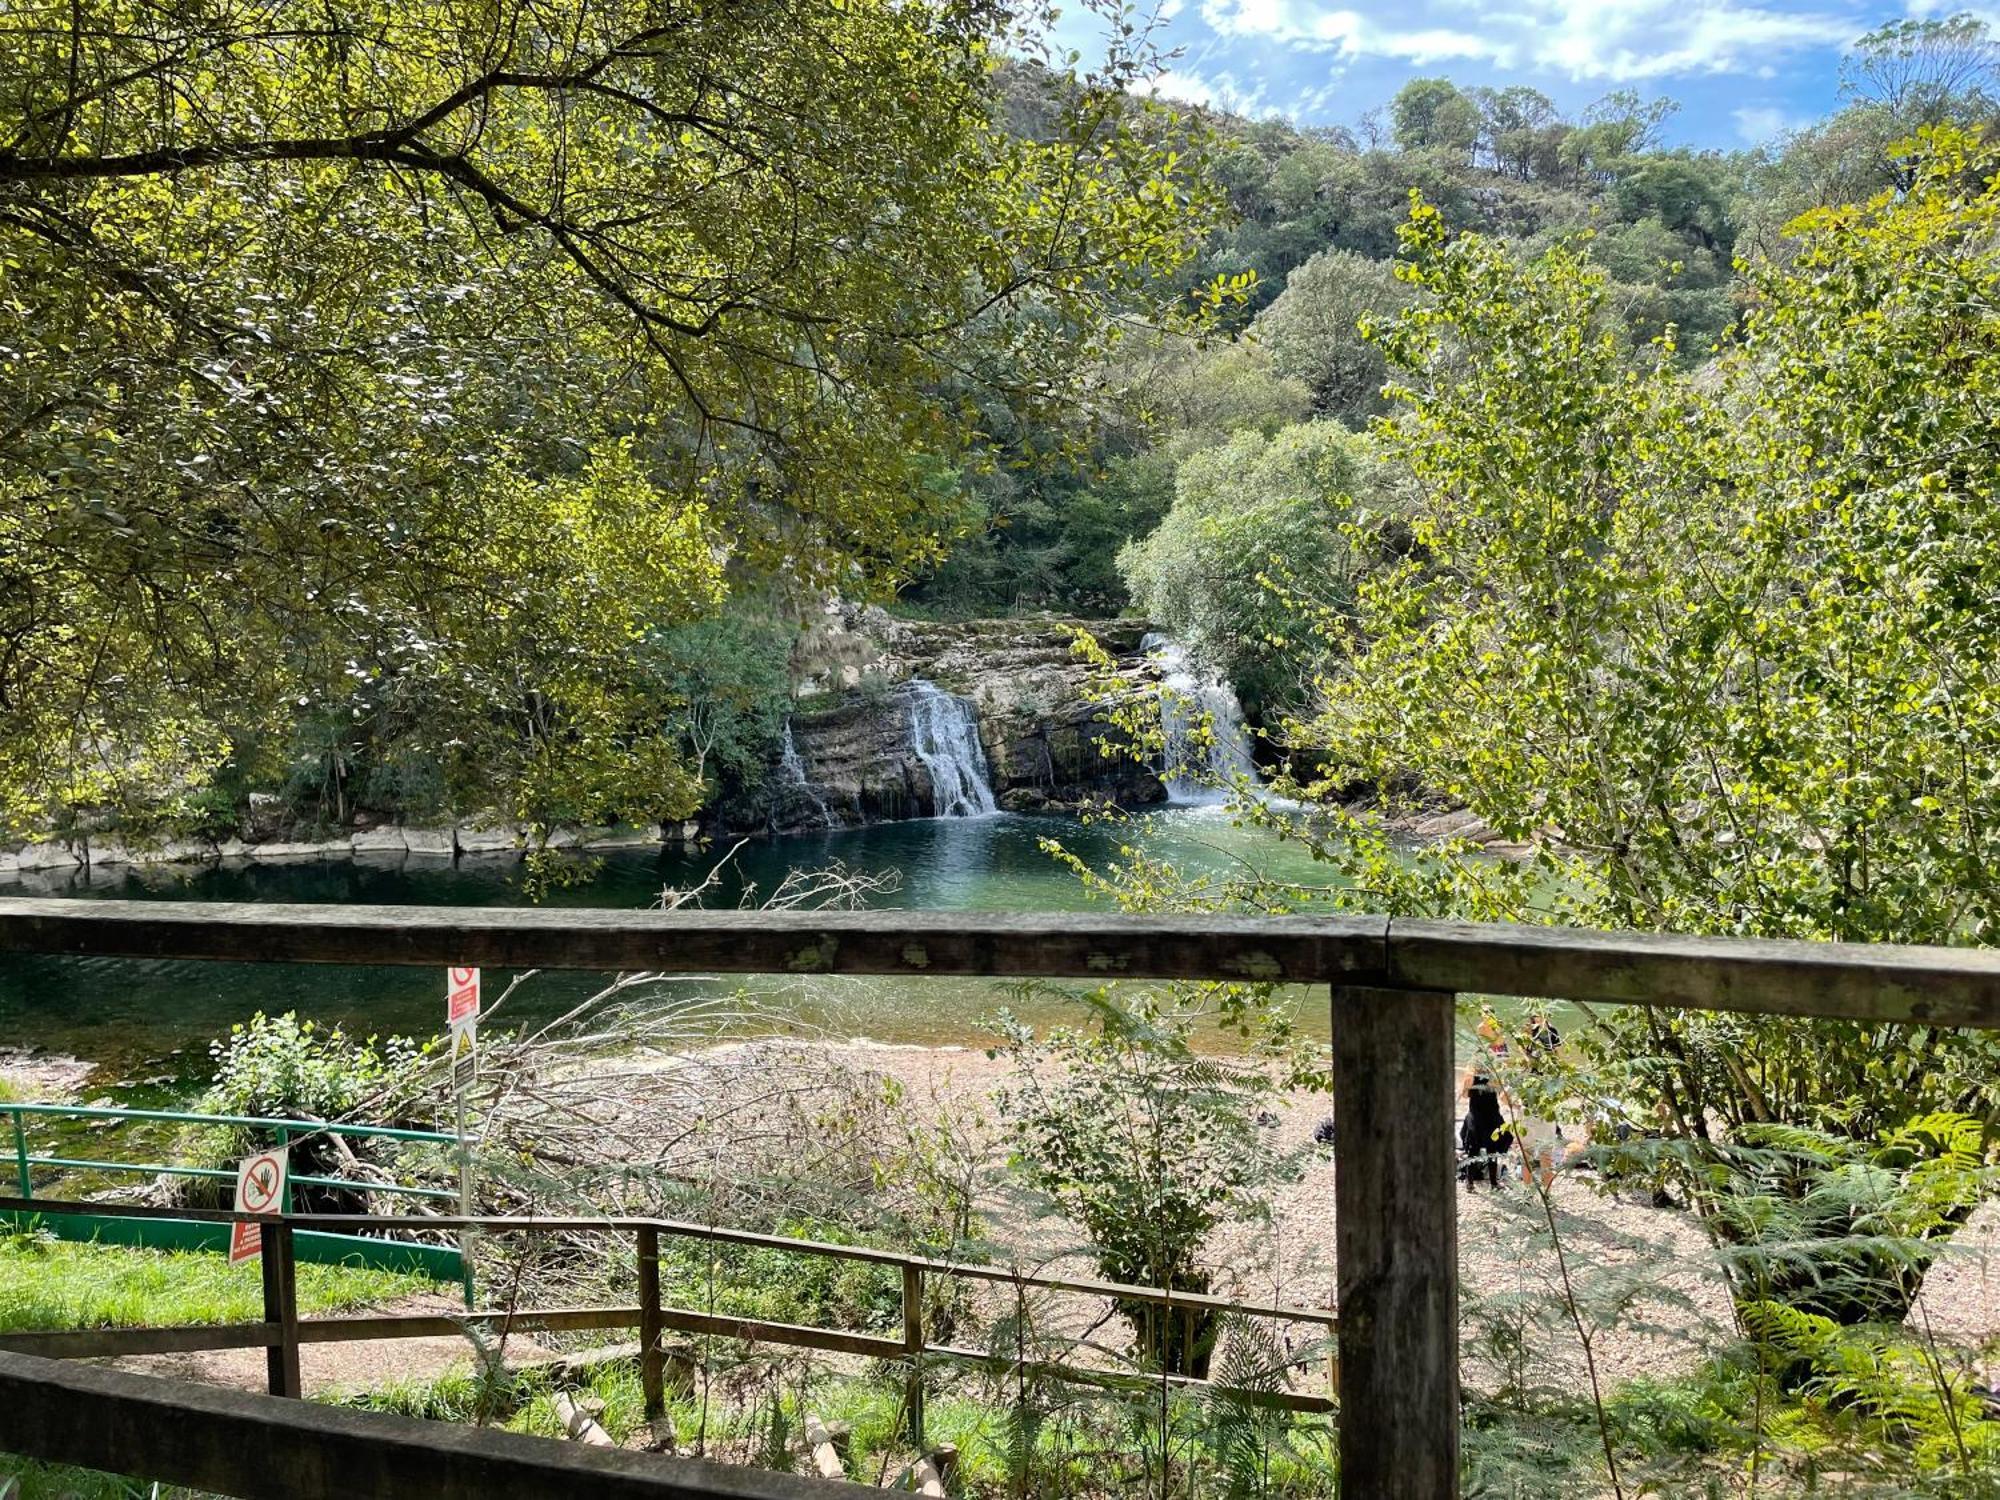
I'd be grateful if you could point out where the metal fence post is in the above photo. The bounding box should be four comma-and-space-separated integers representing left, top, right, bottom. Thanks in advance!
262, 1221, 302, 1399
901, 1262, 925, 1449
1332, 984, 1459, 1499
9, 1111, 28, 1201
274, 1125, 291, 1214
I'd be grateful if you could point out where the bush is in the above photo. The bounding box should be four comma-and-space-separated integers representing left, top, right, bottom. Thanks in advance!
178, 1012, 432, 1213
996, 989, 1289, 1376
202, 1012, 421, 1122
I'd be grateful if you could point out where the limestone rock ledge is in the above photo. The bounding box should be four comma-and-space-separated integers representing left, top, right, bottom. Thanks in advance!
755, 608, 1166, 833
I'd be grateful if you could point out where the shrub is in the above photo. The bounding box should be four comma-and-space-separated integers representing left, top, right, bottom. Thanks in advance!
996, 989, 1287, 1376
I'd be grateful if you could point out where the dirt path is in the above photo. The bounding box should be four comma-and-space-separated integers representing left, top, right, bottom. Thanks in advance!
105, 1292, 558, 1398
807, 1042, 1993, 1389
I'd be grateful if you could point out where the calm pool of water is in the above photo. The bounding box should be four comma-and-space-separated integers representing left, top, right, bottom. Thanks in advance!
0, 809, 1350, 1087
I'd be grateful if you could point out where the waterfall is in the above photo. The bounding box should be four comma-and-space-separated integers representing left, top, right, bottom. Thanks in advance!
1141, 632, 1260, 805
906, 680, 997, 818
778, 720, 831, 825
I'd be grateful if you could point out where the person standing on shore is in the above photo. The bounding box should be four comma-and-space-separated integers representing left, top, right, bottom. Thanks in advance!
1459, 1014, 1513, 1190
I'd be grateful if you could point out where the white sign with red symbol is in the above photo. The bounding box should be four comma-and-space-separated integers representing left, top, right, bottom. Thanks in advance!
447, 966, 481, 1028
228, 1146, 288, 1264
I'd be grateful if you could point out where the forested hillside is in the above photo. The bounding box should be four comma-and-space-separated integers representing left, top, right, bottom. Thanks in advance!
5, 3, 1997, 853
911, 23, 1999, 646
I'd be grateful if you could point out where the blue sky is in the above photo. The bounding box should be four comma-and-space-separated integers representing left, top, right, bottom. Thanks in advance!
1054, 1, 1973, 148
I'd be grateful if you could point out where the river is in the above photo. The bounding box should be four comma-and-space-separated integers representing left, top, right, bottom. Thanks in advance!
0, 808, 1353, 1091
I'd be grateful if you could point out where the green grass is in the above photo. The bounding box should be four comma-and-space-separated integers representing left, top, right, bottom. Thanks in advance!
329, 1352, 1340, 1494
0, 1234, 429, 1499
0, 1231, 429, 1333
0, 1460, 220, 1500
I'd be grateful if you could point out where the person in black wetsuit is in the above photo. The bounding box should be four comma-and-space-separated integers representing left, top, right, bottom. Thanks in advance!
1459, 1023, 1514, 1190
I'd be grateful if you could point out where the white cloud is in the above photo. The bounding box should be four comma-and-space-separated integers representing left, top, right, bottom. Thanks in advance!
1200, 0, 1862, 81
1202, 3, 1513, 64
1143, 67, 1282, 115
1732, 103, 1806, 140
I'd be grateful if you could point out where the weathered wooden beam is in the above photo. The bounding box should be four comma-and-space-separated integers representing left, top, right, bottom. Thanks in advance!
0, 1322, 281, 1358
262, 1221, 301, 1398
7, 898, 2000, 1023
902, 1262, 925, 1449
0, 1308, 642, 1360
0, 1195, 1343, 1324
802, 1414, 846, 1482
909, 1449, 950, 1498
1333, 984, 1458, 1500
0, 899, 1388, 986
637, 1224, 665, 1420
1387, 917, 2000, 1026
655, 1308, 904, 1360
0, 1350, 873, 1498
921, 1342, 1335, 1414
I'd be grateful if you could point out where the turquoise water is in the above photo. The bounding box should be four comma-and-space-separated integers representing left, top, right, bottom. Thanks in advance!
0, 809, 1346, 1086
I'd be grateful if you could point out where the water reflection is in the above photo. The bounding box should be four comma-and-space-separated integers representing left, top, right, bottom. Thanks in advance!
0, 810, 1341, 1086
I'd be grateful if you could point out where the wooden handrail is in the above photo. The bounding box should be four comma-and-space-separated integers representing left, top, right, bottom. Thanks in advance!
0, 1197, 1340, 1326
0, 1195, 1338, 1423
0, 1350, 870, 1498
3, 898, 1997, 1022
4, 900, 1997, 1499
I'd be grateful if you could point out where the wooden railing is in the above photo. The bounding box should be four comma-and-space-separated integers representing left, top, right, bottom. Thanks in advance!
1, 897, 1998, 1499
0, 1197, 1340, 1421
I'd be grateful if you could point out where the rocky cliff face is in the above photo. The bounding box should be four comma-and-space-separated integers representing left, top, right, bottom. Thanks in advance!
748, 609, 1165, 833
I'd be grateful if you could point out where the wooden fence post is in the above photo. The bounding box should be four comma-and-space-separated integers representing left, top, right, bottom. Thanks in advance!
262, 1221, 302, 1399
1332, 985, 1458, 1499
637, 1226, 664, 1421
901, 1262, 924, 1449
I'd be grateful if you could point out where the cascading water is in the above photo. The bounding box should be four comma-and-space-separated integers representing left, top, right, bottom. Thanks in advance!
1141, 632, 1260, 805
777, 720, 831, 825
906, 680, 997, 818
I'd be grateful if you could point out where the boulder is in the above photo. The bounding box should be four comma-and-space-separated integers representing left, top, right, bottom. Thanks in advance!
453, 823, 520, 855
248, 840, 328, 860
579, 825, 659, 851
350, 827, 409, 855
403, 828, 455, 858
87, 836, 217, 869
15, 841, 81, 871
84, 837, 131, 867
246, 792, 288, 839
135, 838, 215, 867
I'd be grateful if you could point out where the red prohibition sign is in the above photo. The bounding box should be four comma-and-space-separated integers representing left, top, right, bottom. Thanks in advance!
450, 966, 477, 987
239, 1153, 284, 1214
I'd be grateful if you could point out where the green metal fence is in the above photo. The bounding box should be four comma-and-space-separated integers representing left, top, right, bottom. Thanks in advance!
4, 1102, 466, 1284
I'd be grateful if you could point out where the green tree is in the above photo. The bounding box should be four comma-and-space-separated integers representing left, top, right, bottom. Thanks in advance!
1843, 13, 1999, 125
1391, 78, 1480, 158
1470, 85, 1562, 181
1119, 421, 1404, 721
647, 602, 795, 802
1291, 129, 2000, 1142
1611, 152, 1736, 252
1254, 248, 1408, 425
997, 990, 1283, 1376
0, 0, 1219, 831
